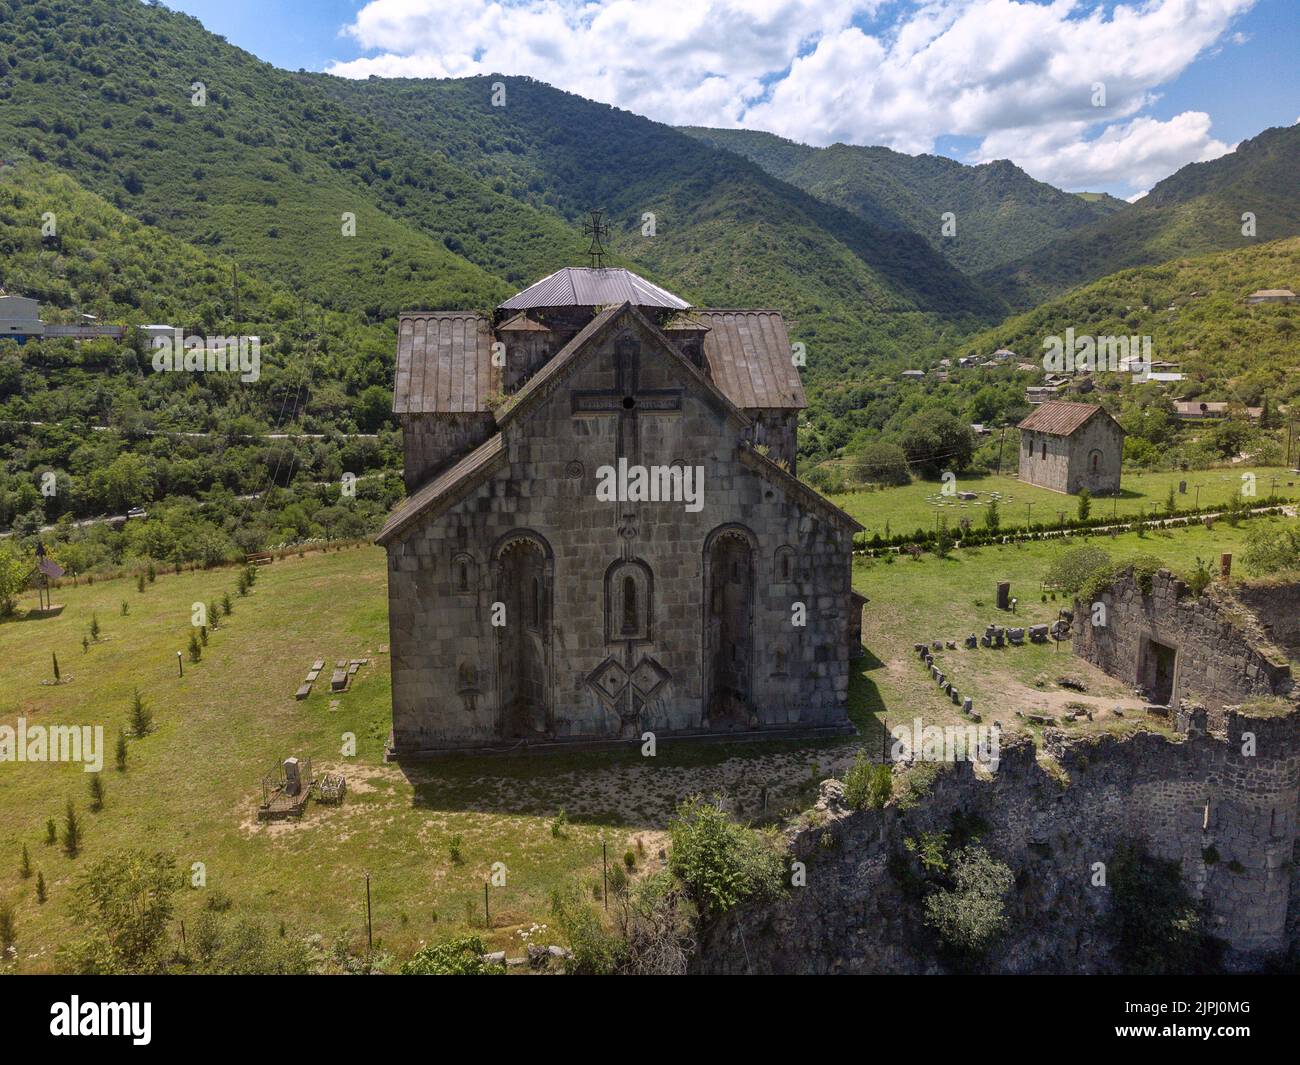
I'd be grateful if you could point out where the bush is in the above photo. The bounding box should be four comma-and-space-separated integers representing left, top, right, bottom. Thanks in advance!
854, 441, 911, 486
842, 754, 893, 810
399, 935, 497, 975
66, 850, 179, 973
922, 845, 1014, 957
550, 890, 625, 975
1045, 545, 1112, 597
667, 796, 784, 917
1242, 520, 1300, 576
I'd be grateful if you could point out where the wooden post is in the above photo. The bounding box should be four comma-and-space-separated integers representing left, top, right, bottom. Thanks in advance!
602, 840, 608, 911
365, 871, 373, 952
483, 881, 490, 928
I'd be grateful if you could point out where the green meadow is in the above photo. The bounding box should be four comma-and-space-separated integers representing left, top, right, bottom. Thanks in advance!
836, 465, 1297, 540
1, 511, 1292, 971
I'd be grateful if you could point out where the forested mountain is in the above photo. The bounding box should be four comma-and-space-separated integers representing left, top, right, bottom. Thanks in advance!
0, 0, 1296, 554
0, 0, 1005, 392
680, 126, 1127, 274
968, 236, 1300, 406
978, 124, 1300, 307
305, 73, 1004, 379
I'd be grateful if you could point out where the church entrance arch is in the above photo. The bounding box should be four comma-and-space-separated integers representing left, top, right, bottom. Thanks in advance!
703, 524, 757, 729
494, 530, 553, 738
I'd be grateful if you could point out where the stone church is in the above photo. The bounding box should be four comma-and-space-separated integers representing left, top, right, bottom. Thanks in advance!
376, 266, 863, 755
1016, 400, 1124, 495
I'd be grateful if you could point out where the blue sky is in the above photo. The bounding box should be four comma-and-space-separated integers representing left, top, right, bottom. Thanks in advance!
169, 0, 1300, 198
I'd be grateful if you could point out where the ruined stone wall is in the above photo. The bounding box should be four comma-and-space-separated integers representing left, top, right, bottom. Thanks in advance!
387, 313, 853, 752
695, 706, 1300, 974
1073, 569, 1293, 710
1235, 582, 1300, 662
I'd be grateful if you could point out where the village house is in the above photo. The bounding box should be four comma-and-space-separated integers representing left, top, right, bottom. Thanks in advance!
1245, 288, 1297, 305
377, 266, 861, 755
0, 293, 43, 341
1016, 399, 1124, 495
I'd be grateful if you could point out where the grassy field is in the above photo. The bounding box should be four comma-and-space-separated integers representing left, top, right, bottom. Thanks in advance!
0, 548, 852, 971
1, 511, 1292, 971
836, 465, 1298, 540
854, 516, 1277, 741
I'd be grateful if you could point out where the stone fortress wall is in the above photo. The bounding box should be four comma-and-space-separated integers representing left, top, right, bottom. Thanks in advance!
695, 703, 1300, 973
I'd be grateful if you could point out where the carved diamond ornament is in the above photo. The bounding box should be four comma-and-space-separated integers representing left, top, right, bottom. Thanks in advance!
630, 656, 669, 698
587, 658, 629, 706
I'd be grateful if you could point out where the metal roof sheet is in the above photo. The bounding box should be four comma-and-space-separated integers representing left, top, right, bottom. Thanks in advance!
393, 313, 494, 415
1016, 400, 1111, 436
695, 310, 805, 410
499, 267, 689, 312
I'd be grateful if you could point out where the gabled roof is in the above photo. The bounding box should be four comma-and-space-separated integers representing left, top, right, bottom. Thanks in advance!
1017, 400, 1120, 437
499, 267, 689, 312
375, 434, 506, 545
695, 309, 805, 410
393, 312, 495, 415
497, 312, 550, 332
496, 302, 749, 432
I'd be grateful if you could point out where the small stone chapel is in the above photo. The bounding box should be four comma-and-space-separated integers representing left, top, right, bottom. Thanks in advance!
377, 266, 863, 755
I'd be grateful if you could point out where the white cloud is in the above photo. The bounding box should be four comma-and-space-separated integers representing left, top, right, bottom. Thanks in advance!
327, 0, 1256, 195
979, 112, 1234, 191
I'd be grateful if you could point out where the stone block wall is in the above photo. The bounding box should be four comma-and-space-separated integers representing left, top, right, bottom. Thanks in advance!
1073, 568, 1294, 710
400, 412, 496, 490
1018, 414, 1122, 495
695, 703, 1300, 973
386, 313, 854, 753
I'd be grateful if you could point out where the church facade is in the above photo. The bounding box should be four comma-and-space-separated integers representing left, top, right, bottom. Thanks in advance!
377, 267, 861, 755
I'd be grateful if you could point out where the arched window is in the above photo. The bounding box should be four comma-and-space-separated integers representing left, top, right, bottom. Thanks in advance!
1040, 439, 1047, 460
451, 553, 477, 596
774, 545, 797, 584
1089, 449, 1102, 472
622, 575, 638, 634
605, 560, 652, 643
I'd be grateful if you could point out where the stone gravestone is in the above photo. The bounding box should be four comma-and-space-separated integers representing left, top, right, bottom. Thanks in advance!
996, 582, 1011, 610
331, 669, 348, 692
1220, 553, 1232, 579
283, 757, 302, 796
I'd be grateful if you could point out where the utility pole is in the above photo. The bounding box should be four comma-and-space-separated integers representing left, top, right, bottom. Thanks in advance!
995, 427, 1006, 476
602, 840, 608, 911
